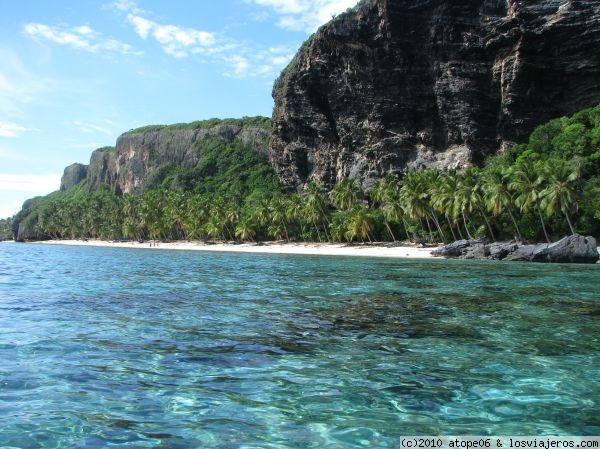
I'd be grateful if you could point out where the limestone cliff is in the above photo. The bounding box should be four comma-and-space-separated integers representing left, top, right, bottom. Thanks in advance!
269, 0, 600, 191
61, 119, 271, 194
60, 163, 88, 191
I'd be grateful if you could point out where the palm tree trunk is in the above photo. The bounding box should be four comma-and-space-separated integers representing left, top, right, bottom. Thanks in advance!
312, 218, 322, 242
402, 218, 412, 242
282, 220, 290, 242
536, 205, 551, 243
321, 220, 331, 241
430, 212, 446, 243
564, 212, 575, 235
384, 221, 396, 241
455, 220, 465, 240
446, 216, 458, 241
461, 210, 474, 240
424, 216, 434, 242
506, 208, 522, 242
477, 205, 496, 241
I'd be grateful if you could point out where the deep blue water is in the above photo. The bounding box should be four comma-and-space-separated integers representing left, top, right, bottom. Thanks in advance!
0, 242, 599, 448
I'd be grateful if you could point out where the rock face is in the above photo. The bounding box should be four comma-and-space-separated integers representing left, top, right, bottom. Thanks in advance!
60, 163, 88, 191
12, 197, 45, 241
61, 122, 270, 194
432, 235, 599, 263
269, 0, 600, 191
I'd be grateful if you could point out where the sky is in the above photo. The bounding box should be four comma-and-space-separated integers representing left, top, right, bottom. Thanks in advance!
0, 0, 359, 218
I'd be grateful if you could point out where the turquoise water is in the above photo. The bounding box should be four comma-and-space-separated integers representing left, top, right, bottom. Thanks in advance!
0, 242, 599, 448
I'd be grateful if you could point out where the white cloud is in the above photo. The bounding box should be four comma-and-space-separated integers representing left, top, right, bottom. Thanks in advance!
111, 0, 143, 14
126, 13, 216, 58
113, 1, 295, 77
247, 0, 359, 32
0, 49, 50, 117
71, 120, 114, 136
223, 45, 294, 78
0, 122, 28, 138
0, 173, 60, 194
24, 22, 142, 55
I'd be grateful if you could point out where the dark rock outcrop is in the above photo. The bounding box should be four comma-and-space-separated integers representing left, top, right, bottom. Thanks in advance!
269, 0, 600, 191
432, 239, 484, 258
60, 163, 88, 191
59, 122, 271, 194
12, 197, 45, 242
503, 235, 600, 263
86, 148, 118, 192
433, 235, 599, 263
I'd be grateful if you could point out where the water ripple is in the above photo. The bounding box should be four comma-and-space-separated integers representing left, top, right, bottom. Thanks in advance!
0, 243, 599, 447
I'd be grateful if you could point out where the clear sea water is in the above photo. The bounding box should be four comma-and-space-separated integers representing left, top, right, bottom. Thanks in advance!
0, 242, 599, 448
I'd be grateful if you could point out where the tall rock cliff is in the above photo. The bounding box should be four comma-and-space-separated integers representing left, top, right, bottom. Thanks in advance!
61, 119, 271, 194
269, 0, 600, 191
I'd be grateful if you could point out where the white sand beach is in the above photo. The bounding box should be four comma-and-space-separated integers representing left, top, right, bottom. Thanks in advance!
35, 239, 437, 259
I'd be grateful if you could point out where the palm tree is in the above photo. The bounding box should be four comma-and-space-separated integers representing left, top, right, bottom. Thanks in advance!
303, 182, 331, 241
431, 170, 465, 240
223, 201, 240, 240
248, 197, 271, 238
268, 195, 290, 241
330, 210, 350, 242
482, 167, 522, 241
165, 191, 187, 240
122, 194, 143, 241
421, 169, 449, 242
235, 217, 256, 241
456, 168, 496, 241
540, 159, 580, 234
183, 195, 209, 240
399, 170, 440, 242
346, 205, 374, 243
370, 176, 403, 241
509, 162, 551, 242
330, 178, 361, 210
205, 213, 225, 240
284, 193, 303, 240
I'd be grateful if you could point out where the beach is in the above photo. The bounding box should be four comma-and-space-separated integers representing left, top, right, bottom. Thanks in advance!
34, 239, 437, 259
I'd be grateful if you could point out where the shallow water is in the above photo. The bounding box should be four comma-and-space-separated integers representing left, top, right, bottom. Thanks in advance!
0, 242, 598, 448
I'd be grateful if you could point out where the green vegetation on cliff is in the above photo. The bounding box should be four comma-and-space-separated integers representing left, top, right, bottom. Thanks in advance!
11, 103, 600, 243
0, 217, 12, 241
147, 137, 281, 198
125, 116, 271, 135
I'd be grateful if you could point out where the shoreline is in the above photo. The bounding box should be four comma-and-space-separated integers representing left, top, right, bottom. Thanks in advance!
31, 239, 437, 259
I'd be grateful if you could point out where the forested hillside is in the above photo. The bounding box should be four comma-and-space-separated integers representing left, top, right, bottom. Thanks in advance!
10, 103, 600, 243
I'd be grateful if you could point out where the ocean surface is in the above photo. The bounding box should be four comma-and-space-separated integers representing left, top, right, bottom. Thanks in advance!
0, 242, 599, 448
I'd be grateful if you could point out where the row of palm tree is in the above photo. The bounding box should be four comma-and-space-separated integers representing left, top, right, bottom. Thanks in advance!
31, 154, 582, 244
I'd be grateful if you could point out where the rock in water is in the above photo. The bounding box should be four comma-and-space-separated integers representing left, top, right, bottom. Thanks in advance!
531, 235, 599, 263
269, 0, 600, 191
432, 239, 482, 258
434, 235, 599, 264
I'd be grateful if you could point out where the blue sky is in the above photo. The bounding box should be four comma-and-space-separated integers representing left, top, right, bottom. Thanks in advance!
0, 0, 358, 218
